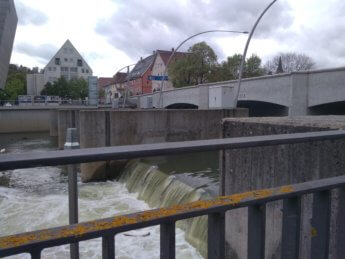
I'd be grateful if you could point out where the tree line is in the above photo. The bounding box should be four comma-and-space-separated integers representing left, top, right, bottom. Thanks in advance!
169, 41, 315, 88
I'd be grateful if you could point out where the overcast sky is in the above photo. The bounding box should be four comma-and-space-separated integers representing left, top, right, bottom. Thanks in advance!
11, 0, 345, 77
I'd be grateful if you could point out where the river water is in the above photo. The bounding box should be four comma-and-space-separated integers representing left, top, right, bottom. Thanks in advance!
0, 133, 219, 258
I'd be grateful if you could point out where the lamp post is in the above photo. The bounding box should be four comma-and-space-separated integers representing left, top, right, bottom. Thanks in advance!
234, 0, 277, 108
113, 64, 136, 108
158, 29, 249, 108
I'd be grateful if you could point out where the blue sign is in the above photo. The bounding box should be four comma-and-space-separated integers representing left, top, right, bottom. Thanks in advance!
148, 75, 168, 81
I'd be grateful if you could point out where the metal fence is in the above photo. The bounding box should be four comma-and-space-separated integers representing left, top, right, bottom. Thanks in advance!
1, 130, 345, 259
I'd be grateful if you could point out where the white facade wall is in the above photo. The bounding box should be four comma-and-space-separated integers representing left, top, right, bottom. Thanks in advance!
26, 74, 45, 95
43, 40, 92, 85
151, 53, 173, 91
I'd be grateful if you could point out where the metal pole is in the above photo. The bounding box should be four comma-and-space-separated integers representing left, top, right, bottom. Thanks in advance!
122, 66, 130, 109
234, 0, 277, 108
158, 30, 248, 108
64, 128, 80, 259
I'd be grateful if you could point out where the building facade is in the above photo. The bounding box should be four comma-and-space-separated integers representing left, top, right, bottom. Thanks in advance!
27, 40, 93, 95
0, 0, 17, 89
43, 40, 92, 84
128, 54, 155, 95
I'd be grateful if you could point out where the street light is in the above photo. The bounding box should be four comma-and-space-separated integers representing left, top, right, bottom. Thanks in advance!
113, 64, 136, 108
158, 29, 249, 108
234, 0, 277, 108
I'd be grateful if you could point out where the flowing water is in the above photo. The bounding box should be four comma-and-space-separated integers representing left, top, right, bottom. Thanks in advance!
0, 133, 219, 258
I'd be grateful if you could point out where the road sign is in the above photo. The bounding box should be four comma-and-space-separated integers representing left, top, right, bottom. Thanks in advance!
148, 75, 168, 81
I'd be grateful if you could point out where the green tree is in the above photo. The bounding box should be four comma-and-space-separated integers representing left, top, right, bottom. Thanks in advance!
4, 70, 27, 100
169, 41, 218, 88
209, 54, 265, 82
69, 78, 88, 99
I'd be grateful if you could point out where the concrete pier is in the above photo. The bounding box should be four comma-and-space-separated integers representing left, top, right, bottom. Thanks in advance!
78, 109, 248, 181
220, 116, 345, 259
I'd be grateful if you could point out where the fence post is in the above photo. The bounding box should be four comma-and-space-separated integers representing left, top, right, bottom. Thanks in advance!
64, 128, 80, 259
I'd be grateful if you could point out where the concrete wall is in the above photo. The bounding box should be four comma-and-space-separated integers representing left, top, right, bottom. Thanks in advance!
26, 73, 45, 96
78, 108, 248, 181
220, 116, 345, 259
0, 108, 51, 133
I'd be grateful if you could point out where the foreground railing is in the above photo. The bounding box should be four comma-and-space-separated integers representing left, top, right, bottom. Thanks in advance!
1, 130, 345, 259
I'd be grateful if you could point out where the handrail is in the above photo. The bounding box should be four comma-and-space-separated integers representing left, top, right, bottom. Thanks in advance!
1, 130, 345, 170
1, 174, 345, 257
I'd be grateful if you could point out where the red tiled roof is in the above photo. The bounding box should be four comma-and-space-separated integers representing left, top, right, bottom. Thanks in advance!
113, 72, 128, 83
98, 77, 114, 88
156, 50, 188, 65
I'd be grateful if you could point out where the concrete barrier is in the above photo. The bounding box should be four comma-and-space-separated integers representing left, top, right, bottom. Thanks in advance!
78, 108, 248, 181
220, 116, 345, 259
0, 108, 51, 133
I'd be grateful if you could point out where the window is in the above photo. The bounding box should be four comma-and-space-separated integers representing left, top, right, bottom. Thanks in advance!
64, 58, 68, 62
77, 59, 83, 67
70, 67, 77, 72
61, 67, 69, 72
55, 58, 60, 65
81, 69, 85, 73
48, 67, 52, 71
86, 69, 89, 73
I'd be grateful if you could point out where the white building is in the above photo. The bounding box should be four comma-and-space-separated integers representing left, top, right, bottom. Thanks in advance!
151, 49, 186, 92
27, 40, 93, 95
0, 0, 17, 89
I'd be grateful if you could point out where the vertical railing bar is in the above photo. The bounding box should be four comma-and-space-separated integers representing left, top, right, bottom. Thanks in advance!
310, 190, 331, 259
102, 234, 115, 259
281, 196, 301, 259
30, 249, 42, 259
336, 187, 345, 258
64, 128, 80, 259
160, 221, 175, 259
208, 212, 225, 259
247, 204, 266, 259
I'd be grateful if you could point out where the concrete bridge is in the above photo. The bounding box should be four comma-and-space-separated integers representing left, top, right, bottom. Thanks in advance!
128, 66, 345, 116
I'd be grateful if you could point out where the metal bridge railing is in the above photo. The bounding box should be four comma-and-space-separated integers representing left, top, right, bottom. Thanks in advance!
1, 130, 345, 259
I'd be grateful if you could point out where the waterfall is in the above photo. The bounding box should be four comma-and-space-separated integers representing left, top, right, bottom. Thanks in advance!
118, 160, 213, 258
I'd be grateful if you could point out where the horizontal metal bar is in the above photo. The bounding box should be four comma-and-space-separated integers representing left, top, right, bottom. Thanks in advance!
1, 175, 345, 257
1, 130, 345, 170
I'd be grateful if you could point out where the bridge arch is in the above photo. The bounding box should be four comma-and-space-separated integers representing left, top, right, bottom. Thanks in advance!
165, 103, 198, 109
238, 100, 288, 117
309, 101, 345, 115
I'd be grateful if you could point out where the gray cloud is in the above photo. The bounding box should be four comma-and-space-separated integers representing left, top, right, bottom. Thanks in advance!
16, 2, 48, 26
15, 43, 57, 63
96, 0, 293, 59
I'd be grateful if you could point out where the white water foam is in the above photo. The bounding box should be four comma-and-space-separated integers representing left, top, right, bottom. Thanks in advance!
0, 168, 203, 259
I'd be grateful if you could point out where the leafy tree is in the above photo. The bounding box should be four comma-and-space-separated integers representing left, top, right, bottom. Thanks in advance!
264, 52, 315, 74
169, 41, 218, 88
209, 54, 265, 82
41, 77, 87, 99
3, 66, 27, 100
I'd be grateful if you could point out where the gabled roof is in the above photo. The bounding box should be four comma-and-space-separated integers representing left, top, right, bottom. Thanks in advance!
129, 54, 155, 80
98, 77, 114, 88
156, 50, 187, 66
44, 39, 93, 73
113, 72, 127, 83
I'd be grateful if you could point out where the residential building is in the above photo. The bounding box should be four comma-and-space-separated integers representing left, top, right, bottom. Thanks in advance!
151, 49, 187, 92
27, 40, 93, 94
44, 40, 92, 84
0, 0, 17, 89
98, 77, 114, 104
128, 54, 155, 95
